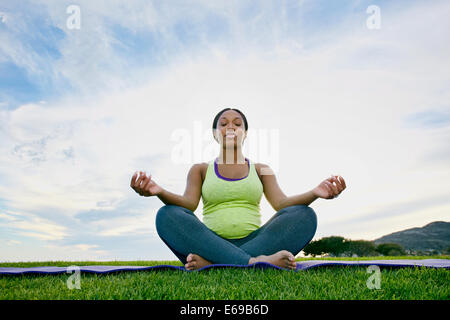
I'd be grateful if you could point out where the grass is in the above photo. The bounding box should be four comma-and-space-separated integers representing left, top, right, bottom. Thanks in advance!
0, 256, 449, 300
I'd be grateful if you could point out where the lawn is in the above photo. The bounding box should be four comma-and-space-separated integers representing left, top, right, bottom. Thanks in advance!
0, 256, 448, 300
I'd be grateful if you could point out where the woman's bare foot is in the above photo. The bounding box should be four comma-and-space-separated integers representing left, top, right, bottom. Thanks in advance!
185, 253, 213, 271
248, 250, 297, 270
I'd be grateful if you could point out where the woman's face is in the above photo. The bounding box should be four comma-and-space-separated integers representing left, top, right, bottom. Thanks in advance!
214, 110, 246, 147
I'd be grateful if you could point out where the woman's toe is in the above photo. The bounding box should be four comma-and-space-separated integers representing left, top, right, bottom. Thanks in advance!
188, 261, 196, 270
185, 258, 195, 270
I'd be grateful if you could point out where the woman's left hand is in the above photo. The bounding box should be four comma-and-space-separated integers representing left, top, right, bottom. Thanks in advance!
313, 175, 346, 199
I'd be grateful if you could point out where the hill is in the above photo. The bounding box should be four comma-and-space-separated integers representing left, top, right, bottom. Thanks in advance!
373, 221, 450, 252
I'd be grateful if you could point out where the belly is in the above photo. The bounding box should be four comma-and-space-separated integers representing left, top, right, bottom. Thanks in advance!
202, 207, 261, 239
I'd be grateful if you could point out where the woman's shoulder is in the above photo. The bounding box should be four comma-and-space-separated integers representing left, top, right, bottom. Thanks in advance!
194, 162, 209, 183
254, 162, 275, 180
254, 162, 262, 180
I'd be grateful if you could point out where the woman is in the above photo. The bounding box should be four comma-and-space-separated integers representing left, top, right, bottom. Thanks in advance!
130, 108, 346, 270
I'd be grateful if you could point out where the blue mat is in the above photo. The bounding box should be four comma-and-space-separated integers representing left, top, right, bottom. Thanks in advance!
0, 259, 448, 275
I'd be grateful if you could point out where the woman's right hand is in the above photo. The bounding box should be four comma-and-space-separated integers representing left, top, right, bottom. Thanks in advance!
130, 171, 163, 197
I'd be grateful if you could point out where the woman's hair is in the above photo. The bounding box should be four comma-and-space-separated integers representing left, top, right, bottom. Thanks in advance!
212, 108, 248, 142
212, 107, 248, 130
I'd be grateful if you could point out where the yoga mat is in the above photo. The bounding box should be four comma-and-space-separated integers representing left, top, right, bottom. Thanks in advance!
0, 259, 448, 275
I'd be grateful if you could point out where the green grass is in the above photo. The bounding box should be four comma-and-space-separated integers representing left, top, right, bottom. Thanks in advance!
0, 256, 449, 300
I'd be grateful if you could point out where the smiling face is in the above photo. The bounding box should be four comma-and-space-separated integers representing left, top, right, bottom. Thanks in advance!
214, 110, 247, 147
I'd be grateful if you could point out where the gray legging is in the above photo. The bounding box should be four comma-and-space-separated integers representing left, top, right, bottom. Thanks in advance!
155, 204, 317, 265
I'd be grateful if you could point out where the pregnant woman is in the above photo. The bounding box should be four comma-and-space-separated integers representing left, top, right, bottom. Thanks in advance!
130, 108, 346, 270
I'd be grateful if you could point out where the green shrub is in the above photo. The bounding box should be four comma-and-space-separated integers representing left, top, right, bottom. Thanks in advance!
376, 243, 406, 256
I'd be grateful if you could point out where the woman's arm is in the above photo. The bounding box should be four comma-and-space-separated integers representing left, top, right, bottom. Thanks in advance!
277, 190, 318, 209
257, 163, 346, 211
156, 188, 195, 210
157, 164, 203, 212
278, 175, 347, 209
130, 164, 203, 212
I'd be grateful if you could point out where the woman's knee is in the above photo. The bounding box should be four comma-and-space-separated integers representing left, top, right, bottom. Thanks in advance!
155, 204, 183, 231
155, 204, 196, 233
286, 205, 317, 253
289, 205, 318, 234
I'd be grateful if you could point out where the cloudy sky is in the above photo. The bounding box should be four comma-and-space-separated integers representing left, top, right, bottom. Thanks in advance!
0, 0, 449, 262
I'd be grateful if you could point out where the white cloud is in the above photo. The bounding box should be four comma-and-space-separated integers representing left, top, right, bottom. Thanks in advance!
6, 239, 22, 245
93, 212, 158, 237
70, 244, 99, 251
4, 212, 68, 241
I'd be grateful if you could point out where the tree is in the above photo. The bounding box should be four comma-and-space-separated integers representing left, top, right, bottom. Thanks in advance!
302, 239, 325, 257
375, 243, 406, 256
322, 236, 348, 256
345, 240, 378, 257
303, 236, 347, 257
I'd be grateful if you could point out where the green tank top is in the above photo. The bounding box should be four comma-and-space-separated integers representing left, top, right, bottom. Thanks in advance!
201, 157, 264, 239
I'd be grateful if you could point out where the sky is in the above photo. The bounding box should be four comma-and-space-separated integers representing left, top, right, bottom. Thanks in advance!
0, 0, 449, 262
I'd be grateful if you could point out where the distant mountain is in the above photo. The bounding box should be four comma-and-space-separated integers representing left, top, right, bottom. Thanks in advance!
373, 221, 450, 252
